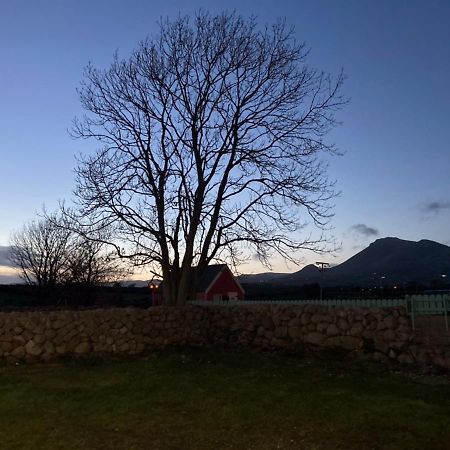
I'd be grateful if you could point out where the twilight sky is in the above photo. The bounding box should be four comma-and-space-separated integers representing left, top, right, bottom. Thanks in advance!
1, 0, 450, 277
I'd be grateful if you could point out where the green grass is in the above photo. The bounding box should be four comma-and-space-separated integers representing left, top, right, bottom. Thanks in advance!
0, 350, 449, 449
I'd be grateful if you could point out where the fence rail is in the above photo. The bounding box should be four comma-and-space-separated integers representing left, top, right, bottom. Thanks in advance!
406, 294, 449, 330
188, 298, 405, 308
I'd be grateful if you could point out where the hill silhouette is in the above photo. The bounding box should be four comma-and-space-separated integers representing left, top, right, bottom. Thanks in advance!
242, 237, 450, 288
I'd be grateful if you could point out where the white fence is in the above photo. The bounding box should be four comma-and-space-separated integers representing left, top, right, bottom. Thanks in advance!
406, 294, 449, 330
188, 298, 405, 308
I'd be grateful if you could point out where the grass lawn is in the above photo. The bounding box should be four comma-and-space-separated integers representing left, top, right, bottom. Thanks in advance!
0, 350, 449, 450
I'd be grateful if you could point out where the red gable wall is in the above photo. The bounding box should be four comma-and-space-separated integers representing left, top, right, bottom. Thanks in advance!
201, 268, 245, 301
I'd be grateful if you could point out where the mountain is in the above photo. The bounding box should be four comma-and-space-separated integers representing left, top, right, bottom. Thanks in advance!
241, 237, 450, 288
239, 272, 288, 284
282, 264, 321, 284
326, 237, 450, 286
116, 280, 151, 288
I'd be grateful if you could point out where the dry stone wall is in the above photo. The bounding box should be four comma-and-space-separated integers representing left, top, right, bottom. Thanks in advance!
0, 304, 448, 370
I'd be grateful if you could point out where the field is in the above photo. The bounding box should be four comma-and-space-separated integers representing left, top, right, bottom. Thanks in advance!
0, 350, 449, 449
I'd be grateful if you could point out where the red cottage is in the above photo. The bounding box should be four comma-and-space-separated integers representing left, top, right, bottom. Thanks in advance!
150, 264, 245, 304
195, 264, 245, 302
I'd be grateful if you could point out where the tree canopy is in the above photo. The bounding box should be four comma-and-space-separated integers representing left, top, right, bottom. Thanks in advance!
10, 211, 125, 288
72, 11, 346, 305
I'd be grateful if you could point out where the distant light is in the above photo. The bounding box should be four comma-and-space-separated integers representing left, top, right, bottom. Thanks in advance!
148, 281, 160, 290
441, 274, 447, 278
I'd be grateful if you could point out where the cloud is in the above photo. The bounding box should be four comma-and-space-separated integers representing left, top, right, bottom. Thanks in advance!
0, 246, 13, 267
349, 224, 379, 238
0, 266, 21, 284
252, 253, 264, 263
420, 201, 450, 215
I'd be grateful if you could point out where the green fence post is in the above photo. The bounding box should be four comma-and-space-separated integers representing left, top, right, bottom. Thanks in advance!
444, 296, 449, 332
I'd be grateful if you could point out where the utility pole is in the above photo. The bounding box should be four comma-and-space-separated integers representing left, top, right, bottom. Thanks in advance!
316, 262, 330, 301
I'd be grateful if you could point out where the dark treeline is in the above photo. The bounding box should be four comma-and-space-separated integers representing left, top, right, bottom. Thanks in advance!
242, 282, 448, 300
1, 280, 447, 310
0, 285, 151, 310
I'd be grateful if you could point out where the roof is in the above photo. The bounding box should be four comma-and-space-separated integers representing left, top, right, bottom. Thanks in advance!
157, 264, 244, 294
196, 264, 228, 292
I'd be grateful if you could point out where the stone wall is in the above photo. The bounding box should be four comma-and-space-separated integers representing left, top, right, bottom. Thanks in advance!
0, 304, 448, 370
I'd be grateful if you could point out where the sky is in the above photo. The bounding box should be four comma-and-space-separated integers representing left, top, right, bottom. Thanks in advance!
1, 0, 450, 279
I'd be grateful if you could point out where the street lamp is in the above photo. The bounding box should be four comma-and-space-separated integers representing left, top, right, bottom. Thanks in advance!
148, 280, 161, 305
316, 261, 330, 301
440, 274, 447, 290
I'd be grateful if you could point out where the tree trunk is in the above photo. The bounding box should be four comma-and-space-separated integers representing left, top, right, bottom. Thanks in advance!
176, 265, 193, 306
162, 265, 177, 306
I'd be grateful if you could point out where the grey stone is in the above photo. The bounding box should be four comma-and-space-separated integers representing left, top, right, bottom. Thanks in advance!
339, 336, 362, 351
337, 318, 349, 331
74, 342, 91, 354
383, 329, 396, 342
349, 322, 364, 336
397, 353, 414, 364
11, 346, 26, 357
288, 326, 302, 339
274, 326, 288, 339
326, 324, 339, 336
305, 332, 325, 346
25, 340, 42, 356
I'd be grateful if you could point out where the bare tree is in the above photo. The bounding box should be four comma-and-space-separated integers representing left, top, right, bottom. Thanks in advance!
10, 211, 126, 288
10, 213, 71, 287
72, 12, 347, 305
64, 226, 127, 285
